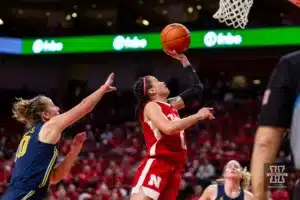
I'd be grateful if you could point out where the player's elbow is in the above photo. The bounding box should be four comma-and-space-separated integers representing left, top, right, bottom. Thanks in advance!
80, 98, 94, 113
181, 85, 203, 104
255, 135, 270, 148
163, 123, 179, 135
254, 127, 281, 152
254, 134, 272, 153
164, 127, 174, 135
195, 83, 203, 93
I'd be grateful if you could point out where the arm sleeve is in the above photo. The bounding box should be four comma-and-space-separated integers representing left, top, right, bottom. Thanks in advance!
258, 57, 296, 128
178, 65, 204, 105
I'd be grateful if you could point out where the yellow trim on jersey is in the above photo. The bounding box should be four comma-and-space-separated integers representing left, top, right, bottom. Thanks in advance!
22, 190, 35, 200
14, 127, 36, 162
39, 147, 58, 188
25, 127, 35, 136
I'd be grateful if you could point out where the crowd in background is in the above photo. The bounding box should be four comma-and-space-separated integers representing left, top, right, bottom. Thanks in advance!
0, 74, 295, 200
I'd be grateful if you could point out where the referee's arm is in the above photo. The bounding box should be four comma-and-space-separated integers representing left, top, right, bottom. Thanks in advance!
251, 57, 295, 200
251, 127, 286, 199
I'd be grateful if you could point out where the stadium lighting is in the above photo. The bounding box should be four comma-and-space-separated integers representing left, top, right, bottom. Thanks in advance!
188, 7, 194, 13
72, 13, 77, 18
66, 15, 71, 21
196, 5, 202, 10
142, 19, 149, 26
253, 80, 261, 85
0, 19, 3, 25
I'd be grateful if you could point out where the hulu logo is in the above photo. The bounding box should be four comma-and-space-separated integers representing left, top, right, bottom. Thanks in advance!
204, 31, 242, 47
32, 39, 63, 54
113, 36, 147, 51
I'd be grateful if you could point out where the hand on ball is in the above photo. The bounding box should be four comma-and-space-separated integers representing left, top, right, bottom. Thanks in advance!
164, 49, 191, 67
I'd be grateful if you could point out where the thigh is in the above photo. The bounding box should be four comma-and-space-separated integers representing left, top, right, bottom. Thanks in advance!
131, 158, 173, 200
159, 170, 181, 200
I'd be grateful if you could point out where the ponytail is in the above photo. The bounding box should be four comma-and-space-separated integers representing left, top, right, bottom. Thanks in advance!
240, 167, 251, 190
12, 98, 32, 125
12, 95, 46, 127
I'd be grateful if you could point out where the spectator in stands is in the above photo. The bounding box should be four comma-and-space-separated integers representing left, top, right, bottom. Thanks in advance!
196, 158, 216, 180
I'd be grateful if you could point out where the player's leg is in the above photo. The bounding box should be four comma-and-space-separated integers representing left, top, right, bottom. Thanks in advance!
130, 191, 153, 200
130, 158, 172, 200
159, 169, 181, 200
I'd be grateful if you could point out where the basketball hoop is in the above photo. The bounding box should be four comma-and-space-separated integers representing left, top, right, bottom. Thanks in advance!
213, 0, 253, 29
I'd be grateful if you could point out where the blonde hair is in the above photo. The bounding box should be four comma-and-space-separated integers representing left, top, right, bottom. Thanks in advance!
215, 167, 251, 190
240, 167, 251, 190
12, 95, 47, 127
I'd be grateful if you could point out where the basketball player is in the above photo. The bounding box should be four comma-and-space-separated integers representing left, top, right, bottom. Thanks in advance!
200, 160, 253, 200
250, 50, 300, 200
1, 73, 116, 200
130, 50, 214, 200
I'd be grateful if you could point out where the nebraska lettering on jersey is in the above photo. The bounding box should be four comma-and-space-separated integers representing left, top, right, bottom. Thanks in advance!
148, 174, 162, 189
140, 101, 187, 165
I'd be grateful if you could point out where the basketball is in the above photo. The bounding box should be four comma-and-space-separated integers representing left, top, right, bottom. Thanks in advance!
161, 23, 191, 53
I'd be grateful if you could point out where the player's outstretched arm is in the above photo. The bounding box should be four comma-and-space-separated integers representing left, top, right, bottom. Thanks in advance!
50, 132, 86, 185
165, 50, 203, 110
145, 102, 214, 135
40, 73, 116, 144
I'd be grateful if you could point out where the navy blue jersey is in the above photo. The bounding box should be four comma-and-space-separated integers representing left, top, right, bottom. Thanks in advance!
2, 122, 58, 200
215, 184, 244, 200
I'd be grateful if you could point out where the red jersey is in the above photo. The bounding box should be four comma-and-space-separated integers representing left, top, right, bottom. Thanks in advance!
140, 101, 187, 166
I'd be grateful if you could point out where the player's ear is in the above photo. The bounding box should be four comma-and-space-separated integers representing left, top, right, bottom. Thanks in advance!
41, 111, 50, 121
148, 88, 156, 96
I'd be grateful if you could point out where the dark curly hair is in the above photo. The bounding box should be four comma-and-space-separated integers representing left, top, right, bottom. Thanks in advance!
133, 76, 153, 118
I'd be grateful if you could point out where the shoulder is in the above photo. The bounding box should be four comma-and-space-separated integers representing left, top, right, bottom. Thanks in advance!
42, 118, 58, 130
38, 119, 60, 143
243, 190, 253, 200
201, 184, 218, 200
144, 101, 161, 111
205, 184, 218, 193
281, 50, 300, 63
278, 50, 300, 75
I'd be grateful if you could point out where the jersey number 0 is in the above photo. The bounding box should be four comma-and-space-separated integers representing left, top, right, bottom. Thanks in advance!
16, 136, 31, 160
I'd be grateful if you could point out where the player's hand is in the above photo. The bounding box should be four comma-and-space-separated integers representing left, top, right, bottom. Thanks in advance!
164, 49, 191, 67
103, 73, 117, 93
70, 132, 87, 155
196, 107, 215, 120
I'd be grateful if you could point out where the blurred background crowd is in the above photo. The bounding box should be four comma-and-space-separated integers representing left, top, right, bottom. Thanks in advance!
0, 0, 300, 199
0, 51, 296, 199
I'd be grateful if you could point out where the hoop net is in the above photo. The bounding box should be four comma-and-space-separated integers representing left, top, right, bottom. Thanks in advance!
213, 0, 253, 29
